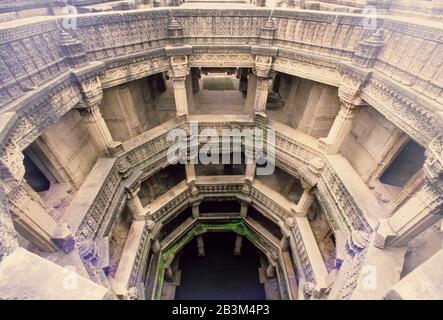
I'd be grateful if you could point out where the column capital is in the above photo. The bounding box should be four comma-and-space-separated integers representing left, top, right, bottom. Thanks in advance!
166, 50, 191, 78
76, 102, 101, 121
73, 72, 104, 108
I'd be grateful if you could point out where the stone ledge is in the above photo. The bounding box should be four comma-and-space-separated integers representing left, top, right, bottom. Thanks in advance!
0, 248, 111, 300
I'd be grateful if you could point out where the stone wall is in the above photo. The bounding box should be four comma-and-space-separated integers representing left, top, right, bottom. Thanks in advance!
37, 109, 99, 189
341, 106, 404, 183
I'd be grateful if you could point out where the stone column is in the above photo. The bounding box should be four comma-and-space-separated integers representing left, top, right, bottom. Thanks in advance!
116, 85, 143, 138
245, 159, 256, 183
191, 201, 200, 219
166, 50, 190, 118
254, 76, 273, 115
197, 235, 205, 256
170, 76, 188, 117
295, 182, 315, 217
240, 200, 249, 218
319, 101, 361, 154
126, 186, 148, 221
78, 104, 115, 156
234, 234, 243, 256
375, 180, 443, 248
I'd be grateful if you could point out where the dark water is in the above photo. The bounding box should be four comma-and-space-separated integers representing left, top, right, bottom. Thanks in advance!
175, 232, 266, 300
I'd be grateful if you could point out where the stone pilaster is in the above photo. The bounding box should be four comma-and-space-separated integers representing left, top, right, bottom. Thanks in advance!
239, 199, 250, 218
234, 234, 243, 256
253, 76, 273, 115
191, 201, 200, 219
116, 85, 143, 138
166, 46, 191, 119
245, 159, 256, 183
197, 235, 205, 256
171, 76, 188, 117
319, 101, 362, 154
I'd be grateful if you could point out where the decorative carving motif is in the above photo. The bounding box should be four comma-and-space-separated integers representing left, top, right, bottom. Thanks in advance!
100, 57, 170, 88
189, 54, 255, 68
254, 55, 274, 78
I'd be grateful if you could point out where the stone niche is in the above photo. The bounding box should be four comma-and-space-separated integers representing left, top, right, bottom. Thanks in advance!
269, 73, 340, 137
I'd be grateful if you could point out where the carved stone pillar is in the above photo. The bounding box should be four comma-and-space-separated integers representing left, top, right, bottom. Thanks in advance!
171, 76, 188, 117
253, 76, 273, 115
166, 48, 191, 118
78, 104, 115, 156
116, 85, 143, 138
234, 234, 243, 256
295, 181, 315, 217
240, 200, 249, 218
191, 201, 200, 219
126, 186, 148, 221
319, 101, 362, 154
245, 159, 256, 183
197, 235, 205, 256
